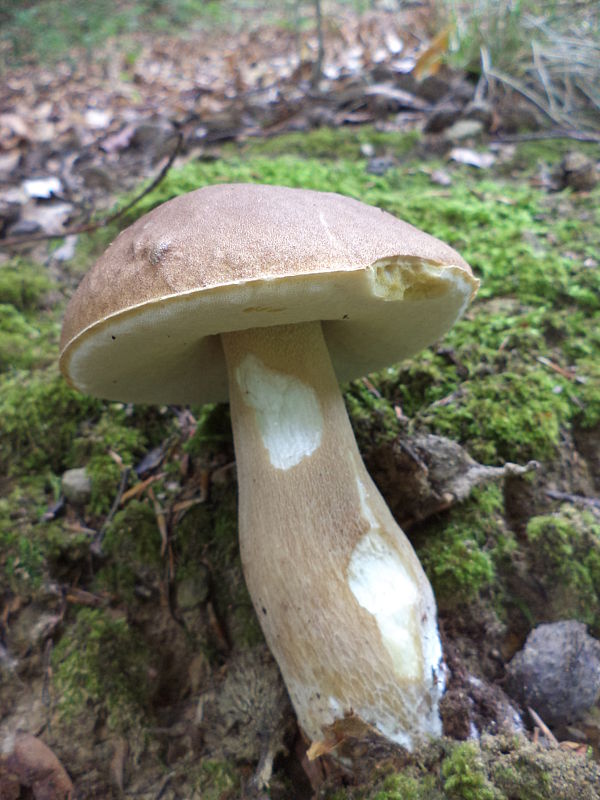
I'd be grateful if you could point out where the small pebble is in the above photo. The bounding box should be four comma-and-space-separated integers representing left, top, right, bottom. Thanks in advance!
61, 467, 92, 506
506, 620, 600, 728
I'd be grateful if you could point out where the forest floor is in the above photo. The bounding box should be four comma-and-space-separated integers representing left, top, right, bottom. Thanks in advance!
1, 3, 600, 799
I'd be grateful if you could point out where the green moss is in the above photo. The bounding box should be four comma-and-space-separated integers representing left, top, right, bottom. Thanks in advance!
233, 126, 420, 161
0, 304, 53, 371
575, 356, 600, 429
420, 369, 573, 464
501, 139, 600, 173
416, 479, 600, 632
481, 734, 597, 800
442, 742, 502, 800
86, 454, 124, 515
358, 304, 596, 467
326, 736, 600, 799
417, 486, 504, 607
0, 366, 102, 474
370, 772, 441, 800
70, 405, 148, 463
184, 403, 233, 457
44, 523, 93, 578
69, 406, 149, 514
345, 377, 402, 451
522, 506, 600, 632
381, 349, 459, 419
0, 259, 60, 372
0, 258, 54, 311
190, 759, 240, 800
175, 486, 262, 652
95, 500, 163, 599
52, 606, 153, 732
0, 495, 46, 591
0, 474, 77, 593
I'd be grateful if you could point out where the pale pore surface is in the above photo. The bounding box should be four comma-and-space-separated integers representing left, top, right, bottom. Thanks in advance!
222, 322, 444, 750
62, 261, 475, 405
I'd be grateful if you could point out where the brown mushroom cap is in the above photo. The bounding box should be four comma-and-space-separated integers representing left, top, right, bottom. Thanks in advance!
60, 183, 478, 404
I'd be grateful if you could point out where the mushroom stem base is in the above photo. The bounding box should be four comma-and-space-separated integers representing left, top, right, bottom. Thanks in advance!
221, 321, 444, 750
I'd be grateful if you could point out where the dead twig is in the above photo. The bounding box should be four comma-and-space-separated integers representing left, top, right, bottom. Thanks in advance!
65, 587, 109, 607
491, 129, 600, 144
91, 466, 131, 555
1, 129, 183, 249
536, 355, 584, 383
148, 486, 168, 557
485, 66, 570, 128
545, 489, 600, 511
361, 377, 382, 399
528, 706, 559, 746
120, 472, 166, 505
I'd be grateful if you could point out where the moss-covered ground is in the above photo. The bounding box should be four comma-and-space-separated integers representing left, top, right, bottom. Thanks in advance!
1, 126, 599, 798
329, 736, 600, 800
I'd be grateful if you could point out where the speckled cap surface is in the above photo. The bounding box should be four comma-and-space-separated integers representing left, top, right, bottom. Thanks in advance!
60, 183, 478, 404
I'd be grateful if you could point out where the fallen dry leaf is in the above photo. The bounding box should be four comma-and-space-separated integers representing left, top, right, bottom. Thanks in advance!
0, 733, 73, 800
413, 24, 452, 80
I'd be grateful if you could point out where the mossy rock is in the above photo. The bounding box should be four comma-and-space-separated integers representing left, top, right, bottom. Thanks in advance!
516, 505, 600, 634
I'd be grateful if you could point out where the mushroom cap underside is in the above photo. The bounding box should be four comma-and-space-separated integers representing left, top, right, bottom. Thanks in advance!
60, 183, 478, 404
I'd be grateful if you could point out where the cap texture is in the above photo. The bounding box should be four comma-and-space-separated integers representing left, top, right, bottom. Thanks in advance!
60, 183, 478, 403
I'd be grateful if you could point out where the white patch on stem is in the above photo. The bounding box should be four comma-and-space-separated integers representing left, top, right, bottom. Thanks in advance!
349, 479, 421, 679
235, 354, 323, 470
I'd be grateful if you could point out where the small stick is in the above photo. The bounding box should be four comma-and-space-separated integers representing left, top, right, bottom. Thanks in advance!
528, 707, 559, 746
546, 489, 600, 510
492, 130, 600, 144
91, 467, 131, 554
120, 472, 166, 504
148, 486, 168, 556
536, 355, 583, 382
1, 130, 183, 248
361, 377, 382, 398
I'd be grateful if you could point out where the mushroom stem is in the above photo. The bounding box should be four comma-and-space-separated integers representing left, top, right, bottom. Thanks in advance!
221, 321, 445, 750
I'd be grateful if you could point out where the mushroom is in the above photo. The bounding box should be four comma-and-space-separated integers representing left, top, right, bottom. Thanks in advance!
60, 183, 478, 751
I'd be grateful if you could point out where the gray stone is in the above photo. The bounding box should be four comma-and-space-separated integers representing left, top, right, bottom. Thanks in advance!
506, 620, 600, 728
559, 151, 599, 192
366, 156, 396, 176
61, 467, 92, 506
